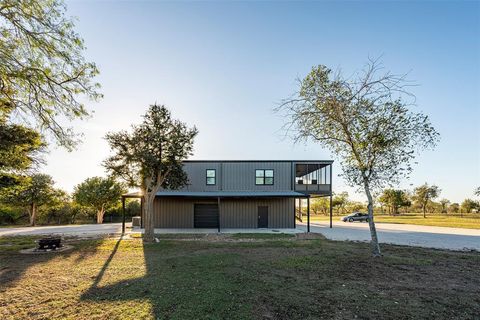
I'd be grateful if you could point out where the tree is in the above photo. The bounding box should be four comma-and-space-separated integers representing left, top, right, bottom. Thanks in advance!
448, 203, 460, 214
38, 189, 70, 224
0, 173, 59, 225
0, 107, 45, 188
475, 187, 480, 197
439, 198, 450, 214
413, 184, 440, 218
0, 0, 101, 149
379, 189, 411, 215
73, 177, 125, 224
332, 192, 349, 214
276, 59, 439, 256
104, 104, 198, 241
461, 199, 479, 213
347, 201, 367, 213
311, 197, 329, 215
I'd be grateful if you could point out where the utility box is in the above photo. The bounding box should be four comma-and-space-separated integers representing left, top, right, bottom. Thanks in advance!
132, 216, 141, 228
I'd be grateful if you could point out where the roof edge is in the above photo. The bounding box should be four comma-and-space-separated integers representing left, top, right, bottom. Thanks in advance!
182, 160, 334, 163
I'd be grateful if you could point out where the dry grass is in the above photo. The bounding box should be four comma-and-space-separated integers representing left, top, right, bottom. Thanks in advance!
310, 213, 480, 229
0, 234, 479, 319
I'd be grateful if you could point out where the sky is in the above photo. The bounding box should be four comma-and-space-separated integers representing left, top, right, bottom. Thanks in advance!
43, 0, 480, 203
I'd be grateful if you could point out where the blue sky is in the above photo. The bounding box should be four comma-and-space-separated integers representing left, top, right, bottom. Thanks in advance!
44, 1, 480, 203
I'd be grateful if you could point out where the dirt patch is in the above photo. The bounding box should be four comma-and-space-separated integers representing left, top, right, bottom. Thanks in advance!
295, 232, 325, 240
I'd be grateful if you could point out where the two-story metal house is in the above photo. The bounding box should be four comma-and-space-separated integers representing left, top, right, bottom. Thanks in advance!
123, 160, 333, 231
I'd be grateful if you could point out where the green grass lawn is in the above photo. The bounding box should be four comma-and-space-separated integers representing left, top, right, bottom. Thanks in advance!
310, 213, 480, 229
1, 234, 479, 319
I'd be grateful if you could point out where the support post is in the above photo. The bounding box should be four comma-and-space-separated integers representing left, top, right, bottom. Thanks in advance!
293, 198, 296, 228
329, 163, 333, 229
329, 194, 333, 229
307, 197, 310, 233
299, 199, 302, 222
217, 197, 221, 233
122, 196, 126, 234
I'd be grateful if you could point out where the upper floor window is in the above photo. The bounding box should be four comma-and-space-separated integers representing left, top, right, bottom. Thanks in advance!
256, 169, 274, 185
206, 169, 216, 185
295, 163, 331, 185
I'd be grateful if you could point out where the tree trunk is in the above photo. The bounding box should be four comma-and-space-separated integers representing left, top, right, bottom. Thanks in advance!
423, 204, 426, 218
97, 207, 105, 224
143, 192, 155, 242
363, 182, 381, 257
29, 203, 36, 226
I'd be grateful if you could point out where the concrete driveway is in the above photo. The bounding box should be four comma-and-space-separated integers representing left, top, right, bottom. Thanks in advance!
0, 223, 301, 237
1, 221, 479, 251
298, 221, 480, 251
0, 223, 126, 237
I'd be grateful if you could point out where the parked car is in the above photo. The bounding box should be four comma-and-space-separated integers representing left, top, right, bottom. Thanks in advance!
341, 212, 369, 222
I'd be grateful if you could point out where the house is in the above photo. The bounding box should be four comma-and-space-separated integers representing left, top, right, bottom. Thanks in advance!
123, 160, 333, 231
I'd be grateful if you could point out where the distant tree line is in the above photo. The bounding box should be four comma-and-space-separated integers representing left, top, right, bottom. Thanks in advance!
306, 184, 480, 217
0, 175, 139, 226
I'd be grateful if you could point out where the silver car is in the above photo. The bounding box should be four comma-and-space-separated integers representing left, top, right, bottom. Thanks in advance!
341, 212, 370, 222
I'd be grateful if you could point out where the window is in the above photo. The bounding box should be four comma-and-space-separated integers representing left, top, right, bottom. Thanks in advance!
295, 164, 331, 185
255, 169, 274, 185
206, 169, 216, 185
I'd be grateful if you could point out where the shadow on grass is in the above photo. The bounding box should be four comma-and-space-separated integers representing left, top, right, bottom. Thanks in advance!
89, 237, 123, 288
78, 235, 480, 319
0, 236, 104, 290
79, 237, 258, 319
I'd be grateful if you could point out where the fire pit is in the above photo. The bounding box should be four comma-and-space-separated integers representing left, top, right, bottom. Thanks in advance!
37, 236, 62, 251
20, 236, 73, 254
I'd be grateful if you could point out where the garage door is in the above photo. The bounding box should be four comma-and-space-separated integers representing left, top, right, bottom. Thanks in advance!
194, 204, 219, 228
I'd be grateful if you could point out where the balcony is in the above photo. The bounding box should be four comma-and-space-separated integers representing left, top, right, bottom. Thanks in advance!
294, 162, 332, 195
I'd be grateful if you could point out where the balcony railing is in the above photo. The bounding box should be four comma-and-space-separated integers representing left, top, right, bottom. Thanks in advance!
294, 162, 332, 195
294, 183, 331, 193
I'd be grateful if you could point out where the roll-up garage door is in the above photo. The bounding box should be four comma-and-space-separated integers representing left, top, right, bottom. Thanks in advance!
194, 204, 219, 228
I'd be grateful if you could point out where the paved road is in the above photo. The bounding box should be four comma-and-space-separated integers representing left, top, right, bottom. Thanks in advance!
1, 222, 479, 251
298, 221, 480, 251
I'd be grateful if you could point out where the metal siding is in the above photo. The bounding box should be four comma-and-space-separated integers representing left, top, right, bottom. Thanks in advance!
154, 198, 194, 228
155, 197, 294, 228
181, 162, 221, 192
222, 162, 291, 191
174, 161, 293, 192
220, 198, 294, 228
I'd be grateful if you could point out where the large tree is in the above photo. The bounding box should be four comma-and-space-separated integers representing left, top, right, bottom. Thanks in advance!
0, 173, 59, 225
332, 191, 349, 215
310, 197, 329, 215
413, 184, 440, 218
0, 0, 101, 148
277, 59, 439, 256
0, 107, 45, 188
379, 189, 411, 215
449, 203, 460, 214
461, 199, 479, 213
104, 104, 198, 241
439, 198, 450, 214
73, 176, 125, 224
